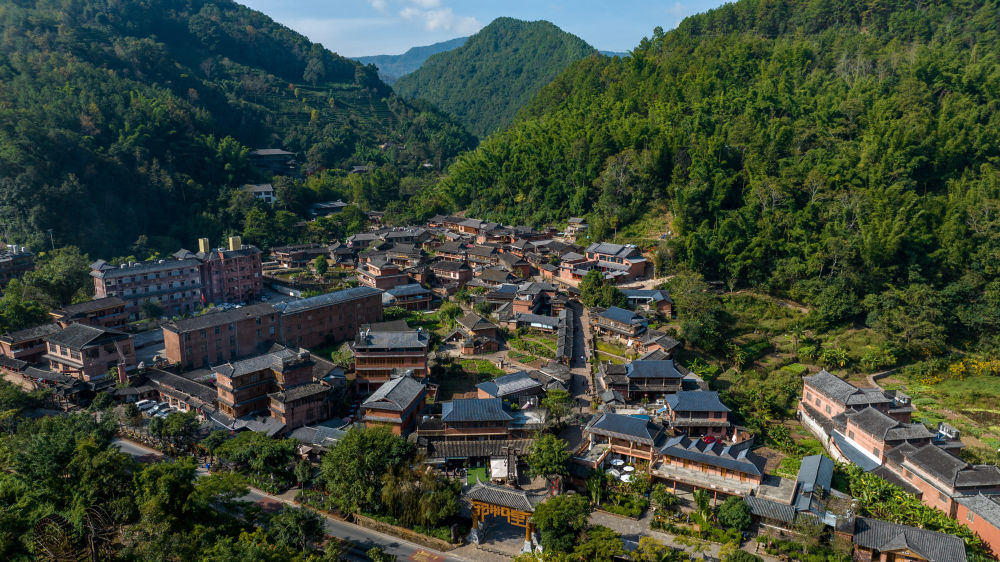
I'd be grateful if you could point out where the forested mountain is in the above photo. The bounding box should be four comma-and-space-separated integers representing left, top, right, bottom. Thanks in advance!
0, 0, 473, 257
393, 18, 596, 137
405, 0, 1000, 350
355, 37, 468, 84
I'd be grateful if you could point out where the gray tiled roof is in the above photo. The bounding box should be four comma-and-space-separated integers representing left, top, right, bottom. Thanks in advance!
385, 283, 430, 297
853, 517, 967, 562
744, 495, 796, 524
476, 371, 542, 398
45, 323, 128, 349
586, 412, 666, 446
625, 360, 683, 380
956, 494, 1000, 530
622, 289, 672, 303
457, 313, 495, 333
903, 444, 1000, 488
442, 398, 512, 423
166, 303, 276, 333
273, 286, 382, 315
431, 259, 469, 272
54, 297, 125, 316
802, 370, 859, 404
1, 323, 60, 343
796, 455, 834, 493
598, 306, 644, 325
464, 481, 545, 512
354, 329, 429, 351
361, 375, 426, 411
92, 257, 201, 279
269, 383, 331, 403
659, 435, 765, 476
666, 391, 730, 413
144, 368, 217, 403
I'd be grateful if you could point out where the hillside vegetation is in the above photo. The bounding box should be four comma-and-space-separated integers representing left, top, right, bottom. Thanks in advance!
402, 0, 1000, 354
0, 0, 472, 257
355, 37, 468, 84
393, 17, 596, 137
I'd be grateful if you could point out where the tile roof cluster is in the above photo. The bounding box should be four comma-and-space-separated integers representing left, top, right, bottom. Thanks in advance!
846, 407, 935, 442
361, 375, 426, 411
45, 323, 129, 349
464, 481, 546, 512
442, 398, 512, 423
666, 391, 730, 413
659, 435, 765, 476
803, 370, 892, 407
586, 412, 666, 446
476, 371, 543, 399
852, 517, 967, 562
901, 443, 1000, 488
1, 323, 60, 343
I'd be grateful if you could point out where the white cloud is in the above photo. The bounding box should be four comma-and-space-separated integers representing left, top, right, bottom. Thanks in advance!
409, 0, 442, 8
368, 0, 389, 13
399, 4, 480, 34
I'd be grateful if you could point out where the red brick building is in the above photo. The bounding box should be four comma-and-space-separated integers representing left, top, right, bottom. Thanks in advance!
163, 287, 382, 369
268, 383, 334, 431
956, 494, 1000, 558
665, 391, 730, 437
360, 374, 428, 436
0, 246, 34, 289
0, 324, 61, 364
214, 346, 315, 419
43, 324, 136, 382
191, 237, 263, 305
50, 297, 127, 330
357, 257, 410, 290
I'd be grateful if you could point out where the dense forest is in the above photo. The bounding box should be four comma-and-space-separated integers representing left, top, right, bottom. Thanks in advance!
354, 37, 468, 84
396, 0, 1000, 352
0, 0, 473, 257
393, 18, 596, 137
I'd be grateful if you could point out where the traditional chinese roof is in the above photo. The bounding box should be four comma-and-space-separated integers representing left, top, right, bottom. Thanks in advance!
586, 412, 666, 446
361, 375, 426, 412
666, 391, 730, 413
659, 435, 765, 476
476, 371, 543, 399
852, 517, 967, 562
464, 481, 545, 512
442, 398, 512, 423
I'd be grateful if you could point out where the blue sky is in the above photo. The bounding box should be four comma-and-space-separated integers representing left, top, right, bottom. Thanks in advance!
237, 0, 730, 57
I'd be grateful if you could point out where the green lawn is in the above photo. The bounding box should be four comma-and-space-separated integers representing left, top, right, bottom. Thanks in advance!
467, 467, 488, 485
595, 340, 628, 357
597, 352, 626, 365
507, 351, 539, 364
458, 359, 504, 376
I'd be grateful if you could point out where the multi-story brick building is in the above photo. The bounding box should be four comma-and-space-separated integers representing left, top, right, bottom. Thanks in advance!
0, 245, 34, 289
798, 370, 909, 424
880, 442, 1000, 517
583, 242, 647, 282
214, 346, 315, 419
357, 257, 411, 290
352, 325, 429, 394
431, 260, 472, 286
50, 297, 127, 330
0, 324, 61, 364
43, 324, 136, 382
833, 406, 936, 468
163, 287, 381, 369
164, 303, 279, 370
274, 287, 382, 349
91, 257, 204, 320
360, 374, 428, 436
268, 383, 334, 431
956, 494, 1000, 558
185, 237, 263, 305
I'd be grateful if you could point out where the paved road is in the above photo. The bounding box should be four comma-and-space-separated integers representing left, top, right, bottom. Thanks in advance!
112, 438, 461, 562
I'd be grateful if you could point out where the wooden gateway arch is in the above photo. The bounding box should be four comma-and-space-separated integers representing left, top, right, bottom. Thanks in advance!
465, 481, 546, 553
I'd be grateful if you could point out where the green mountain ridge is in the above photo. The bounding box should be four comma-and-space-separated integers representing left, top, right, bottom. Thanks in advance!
393, 17, 596, 138
355, 37, 469, 84
0, 0, 473, 257
404, 0, 1000, 351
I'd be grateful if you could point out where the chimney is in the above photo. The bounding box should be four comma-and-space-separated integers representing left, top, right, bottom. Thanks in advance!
198, 238, 210, 254
228, 236, 242, 251
116, 364, 127, 385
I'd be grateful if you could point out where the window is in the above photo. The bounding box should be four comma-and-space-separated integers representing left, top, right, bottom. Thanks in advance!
806, 392, 812, 401
825, 405, 831, 414
848, 431, 855, 440
968, 512, 976, 523
939, 491, 948, 503
904, 469, 912, 479
815, 397, 821, 407
872, 447, 880, 457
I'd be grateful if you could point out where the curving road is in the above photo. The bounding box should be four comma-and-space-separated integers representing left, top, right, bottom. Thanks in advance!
112, 438, 461, 562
